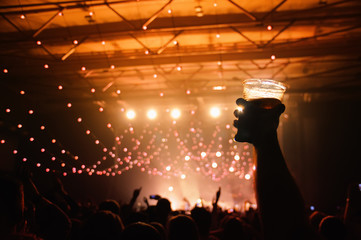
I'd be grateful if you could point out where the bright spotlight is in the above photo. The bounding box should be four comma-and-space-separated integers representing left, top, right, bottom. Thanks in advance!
245, 174, 251, 180
168, 186, 174, 192
210, 107, 221, 118
147, 109, 157, 119
212, 162, 218, 168
126, 110, 136, 119
170, 108, 181, 119
180, 174, 186, 179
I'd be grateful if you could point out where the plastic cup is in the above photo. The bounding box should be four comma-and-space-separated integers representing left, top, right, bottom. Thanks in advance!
242, 79, 287, 109
233, 79, 287, 142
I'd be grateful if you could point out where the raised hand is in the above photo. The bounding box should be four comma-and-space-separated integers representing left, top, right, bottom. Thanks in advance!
233, 98, 285, 145
216, 187, 221, 203
132, 187, 142, 199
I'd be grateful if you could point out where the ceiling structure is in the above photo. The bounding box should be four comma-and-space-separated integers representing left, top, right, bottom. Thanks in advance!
0, 0, 361, 180
1, 0, 361, 105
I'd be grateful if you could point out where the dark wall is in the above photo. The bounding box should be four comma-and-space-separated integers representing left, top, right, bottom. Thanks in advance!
283, 97, 361, 214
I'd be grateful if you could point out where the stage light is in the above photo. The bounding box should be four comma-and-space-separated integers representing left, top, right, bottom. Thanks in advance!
216, 151, 221, 157
147, 109, 157, 120
170, 108, 181, 119
229, 166, 235, 172
245, 174, 251, 180
267, 25, 273, 30
58, 85, 63, 90
271, 54, 276, 60
185, 155, 190, 161
234, 155, 240, 161
213, 86, 226, 90
168, 186, 174, 192
126, 110, 136, 119
181, 174, 186, 179
44, 64, 49, 69
36, 41, 42, 45
212, 162, 218, 168
201, 152, 206, 158
166, 166, 171, 171
210, 107, 221, 118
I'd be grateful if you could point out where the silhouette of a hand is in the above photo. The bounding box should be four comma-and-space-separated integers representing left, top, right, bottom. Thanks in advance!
133, 187, 142, 199
233, 98, 285, 145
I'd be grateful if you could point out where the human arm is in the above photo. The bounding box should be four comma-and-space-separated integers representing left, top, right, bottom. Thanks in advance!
129, 187, 142, 209
210, 187, 221, 230
233, 98, 312, 239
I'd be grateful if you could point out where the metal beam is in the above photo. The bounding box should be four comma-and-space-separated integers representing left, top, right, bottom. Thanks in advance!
227, 0, 257, 21
61, 37, 87, 61
106, 3, 137, 30
262, 20, 295, 48
142, 0, 174, 29
33, 9, 63, 38
230, 26, 260, 48
156, 31, 183, 55
261, 0, 287, 22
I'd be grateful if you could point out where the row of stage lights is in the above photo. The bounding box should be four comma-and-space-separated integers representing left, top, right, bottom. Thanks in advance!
124, 106, 241, 120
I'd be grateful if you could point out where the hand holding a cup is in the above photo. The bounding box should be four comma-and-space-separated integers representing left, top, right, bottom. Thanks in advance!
233, 79, 286, 145
233, 98, 285, 145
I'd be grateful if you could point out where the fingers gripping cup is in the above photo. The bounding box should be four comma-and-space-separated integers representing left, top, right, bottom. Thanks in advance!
234, 79, 287, 142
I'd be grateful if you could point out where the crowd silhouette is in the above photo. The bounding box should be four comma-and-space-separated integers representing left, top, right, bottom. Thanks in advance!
1, 98, 360, 240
